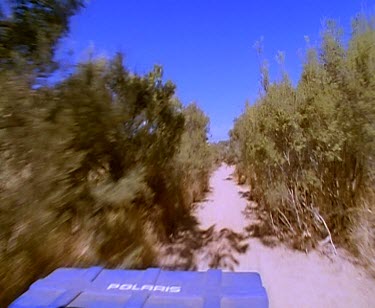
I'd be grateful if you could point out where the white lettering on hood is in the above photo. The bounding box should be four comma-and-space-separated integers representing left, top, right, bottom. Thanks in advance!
107, 283, 181, 293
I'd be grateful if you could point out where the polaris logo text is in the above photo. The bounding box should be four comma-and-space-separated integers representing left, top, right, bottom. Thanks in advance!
107, 283, 181, 293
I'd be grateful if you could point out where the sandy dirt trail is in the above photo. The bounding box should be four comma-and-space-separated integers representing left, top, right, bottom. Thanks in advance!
195, 164, 375, 308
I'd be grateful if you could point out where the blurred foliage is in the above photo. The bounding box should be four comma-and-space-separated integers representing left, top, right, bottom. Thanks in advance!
0, 2, 213, 305
0, 0, 84, 74
231, 14, 375, 267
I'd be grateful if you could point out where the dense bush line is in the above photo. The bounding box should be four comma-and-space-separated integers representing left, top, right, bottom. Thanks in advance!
210, 140, 236, 166
231, 15, 375, 270
0, 55, 213, 306
177, 103, 213, 206
0, 2, 213, 305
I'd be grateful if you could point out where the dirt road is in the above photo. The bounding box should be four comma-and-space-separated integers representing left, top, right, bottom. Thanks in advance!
195, 164, 375, 308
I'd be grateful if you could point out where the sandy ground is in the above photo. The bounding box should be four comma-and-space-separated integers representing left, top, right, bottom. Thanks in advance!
195, 164, 375, 308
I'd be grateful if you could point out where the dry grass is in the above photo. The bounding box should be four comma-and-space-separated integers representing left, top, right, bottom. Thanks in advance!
350, 193, 375, 276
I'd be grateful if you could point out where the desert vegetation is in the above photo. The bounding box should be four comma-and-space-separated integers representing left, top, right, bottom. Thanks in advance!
231, 14, 375, 272
0, 1, 213, 305
1, 1, 375, 306
211, 140, 236, 166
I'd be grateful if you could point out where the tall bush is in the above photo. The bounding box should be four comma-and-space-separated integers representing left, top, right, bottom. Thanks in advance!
0, 53, 214, 306
231, 15, 375, 262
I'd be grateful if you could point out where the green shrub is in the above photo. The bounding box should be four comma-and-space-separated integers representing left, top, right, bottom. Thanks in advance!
0, 3, 212, 304
0, 55, 212, 305
231, 15, 375, 259
176, 103, 213, 206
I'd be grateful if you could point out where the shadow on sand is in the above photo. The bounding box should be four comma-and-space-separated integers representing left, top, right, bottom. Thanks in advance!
238, 190, 251, 200
158, 225, 249, 271
240, 193, 280, 248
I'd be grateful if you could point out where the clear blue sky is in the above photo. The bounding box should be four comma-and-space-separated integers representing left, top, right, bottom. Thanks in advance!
56, 0, 374, 141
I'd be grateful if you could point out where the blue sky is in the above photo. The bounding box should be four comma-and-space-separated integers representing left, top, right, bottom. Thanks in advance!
56, 0, 374, 141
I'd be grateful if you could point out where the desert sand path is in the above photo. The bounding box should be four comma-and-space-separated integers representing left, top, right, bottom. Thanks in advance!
195, 164, 375, 308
